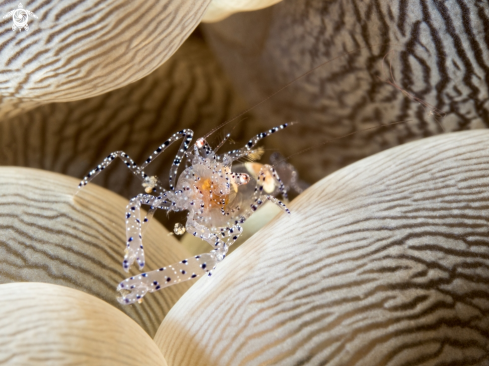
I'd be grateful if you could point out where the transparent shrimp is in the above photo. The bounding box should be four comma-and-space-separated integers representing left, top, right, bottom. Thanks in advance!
78, 123, 292, 305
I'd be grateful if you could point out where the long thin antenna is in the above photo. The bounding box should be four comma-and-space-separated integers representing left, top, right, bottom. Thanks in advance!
212, 115, 248, 152
214, 133, 231, 152
204, 41, 396, 140
277, 119, 414, 164
380, 50, 446, 132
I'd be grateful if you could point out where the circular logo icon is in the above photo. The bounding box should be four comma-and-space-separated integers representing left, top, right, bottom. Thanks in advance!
12, 8, 28, 28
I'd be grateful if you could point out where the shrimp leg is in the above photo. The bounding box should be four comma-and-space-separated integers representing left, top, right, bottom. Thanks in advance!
226, 123, 291, 160
253, 164, 289, 200
140, 129, 194, 190
78, 151, 144, 189
123, 194, 173, 271
117, 253, 218, 305
77, 129, 194, 192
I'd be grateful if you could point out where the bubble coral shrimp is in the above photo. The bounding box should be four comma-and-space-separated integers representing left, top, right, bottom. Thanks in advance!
78, 124, 292, 304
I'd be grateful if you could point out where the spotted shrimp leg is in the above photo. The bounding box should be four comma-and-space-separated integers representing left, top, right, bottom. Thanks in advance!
123, 194, 173, 271
139, 129, 194, 190
77, 151, 144, 190
129, 130, 194, 235
240, 164, 290, 218
141, 206, 157, 235
231, 195, 290, 235
77, 129, 193, 193
254, 164, 289, 200
117, 253, 218, 305
226, 123, 291, 161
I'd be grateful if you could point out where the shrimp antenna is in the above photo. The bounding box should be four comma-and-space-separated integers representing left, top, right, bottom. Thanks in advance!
277, 119, 414, 165
214, 133, 231, 152
380, 50, 446, 132
213, 115, 248, 152
204, 41, 398, 140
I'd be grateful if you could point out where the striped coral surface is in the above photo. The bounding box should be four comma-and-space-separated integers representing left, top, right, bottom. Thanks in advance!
156, 130, 489, 366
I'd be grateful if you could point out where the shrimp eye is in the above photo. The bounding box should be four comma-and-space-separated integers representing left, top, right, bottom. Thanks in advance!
196, 138, 205, 148
239, 174, 250, 185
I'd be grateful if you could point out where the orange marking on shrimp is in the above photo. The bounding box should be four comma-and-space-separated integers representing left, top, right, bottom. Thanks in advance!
197, 178, 230, 209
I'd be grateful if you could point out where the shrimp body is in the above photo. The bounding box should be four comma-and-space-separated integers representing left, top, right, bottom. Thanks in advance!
78, 124, 291, 304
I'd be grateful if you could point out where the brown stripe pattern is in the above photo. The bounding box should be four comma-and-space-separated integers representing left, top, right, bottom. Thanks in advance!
0, 0, 211, 119
202, 0, 284, 23
155, 130, 489, 366
203, 0, 489, 185
0, 167, 192, 337
0, 283, 167, 365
